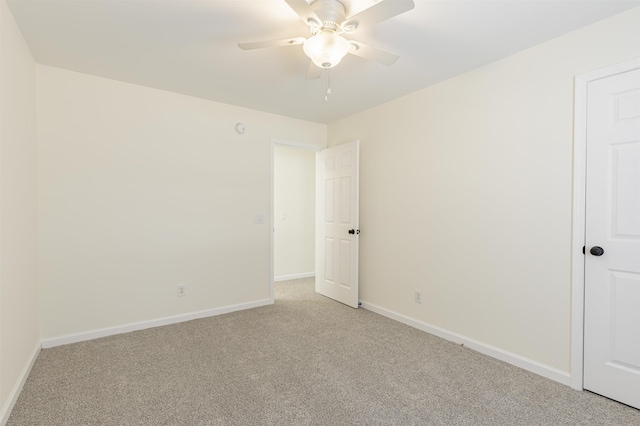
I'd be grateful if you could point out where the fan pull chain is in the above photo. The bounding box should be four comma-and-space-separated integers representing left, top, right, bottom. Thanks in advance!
325, 67, 332, 102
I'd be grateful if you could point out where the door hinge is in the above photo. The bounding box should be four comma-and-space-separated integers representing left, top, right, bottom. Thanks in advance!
582, 246, 585, 255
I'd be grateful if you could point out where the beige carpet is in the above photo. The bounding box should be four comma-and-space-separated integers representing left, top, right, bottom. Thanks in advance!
7, 278, 640, 425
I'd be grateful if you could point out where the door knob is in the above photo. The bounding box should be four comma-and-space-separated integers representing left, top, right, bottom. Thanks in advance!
348, 229, 355, 234
590, 246, 604, 256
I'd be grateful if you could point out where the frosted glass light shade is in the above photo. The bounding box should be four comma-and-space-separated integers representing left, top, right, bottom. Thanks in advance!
303, 33, 349, 69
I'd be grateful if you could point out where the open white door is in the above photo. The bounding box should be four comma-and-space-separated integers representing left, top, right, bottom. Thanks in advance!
583, 66, 640, 409
315, 140, 359, 308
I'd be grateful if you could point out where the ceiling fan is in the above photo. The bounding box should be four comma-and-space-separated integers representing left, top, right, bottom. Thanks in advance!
238, 0, 415, 80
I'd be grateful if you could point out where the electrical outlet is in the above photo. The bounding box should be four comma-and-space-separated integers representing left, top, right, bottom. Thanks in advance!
177, 284, 186, 297
255, 213, 265, 224
414, 290, 422, 304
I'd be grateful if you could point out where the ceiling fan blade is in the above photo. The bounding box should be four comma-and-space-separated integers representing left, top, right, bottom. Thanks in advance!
343, 0, 415, 29
347, 41, 399, 66
306, 61, 322, 80
284, 0, 322, 28
238, 37, 305, 50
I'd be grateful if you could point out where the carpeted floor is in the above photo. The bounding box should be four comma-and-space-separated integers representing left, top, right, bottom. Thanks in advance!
7, 278, 640, 425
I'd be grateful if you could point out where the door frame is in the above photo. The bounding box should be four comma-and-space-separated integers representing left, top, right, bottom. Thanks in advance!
570, 57, 640, 391
269, 138, 322, 303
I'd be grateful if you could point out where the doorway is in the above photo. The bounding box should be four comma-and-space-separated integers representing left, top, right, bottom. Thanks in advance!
269, 139, 320, 301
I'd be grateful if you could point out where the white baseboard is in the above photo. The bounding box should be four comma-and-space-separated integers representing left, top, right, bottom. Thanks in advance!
359, 300, 571, 387
41, 298, 273, 349
274, 272, 315, 282
1, 340, 41, 426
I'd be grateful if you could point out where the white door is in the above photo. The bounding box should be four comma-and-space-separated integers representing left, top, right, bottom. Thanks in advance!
315, 141, 359, 308
583, 67, 640, 409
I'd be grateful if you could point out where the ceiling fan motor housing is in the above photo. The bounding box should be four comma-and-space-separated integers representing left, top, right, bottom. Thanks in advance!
310, 0, 347, 33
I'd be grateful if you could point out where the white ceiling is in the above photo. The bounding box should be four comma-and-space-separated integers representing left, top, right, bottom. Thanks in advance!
7, 0, 640, 124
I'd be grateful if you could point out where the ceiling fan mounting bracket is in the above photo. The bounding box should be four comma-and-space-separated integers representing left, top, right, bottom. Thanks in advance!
342, 21, 358, 32
306, 17, 321, 29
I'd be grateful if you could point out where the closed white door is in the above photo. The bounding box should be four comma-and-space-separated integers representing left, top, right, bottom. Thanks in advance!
315, 141, 359, 308
583, 67, 640, 409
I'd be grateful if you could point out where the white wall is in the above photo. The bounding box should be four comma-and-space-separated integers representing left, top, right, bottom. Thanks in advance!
274, 145, 315, 279
0, 0, 39, 423
37, 66, 326, 340
328, 8, 640, 376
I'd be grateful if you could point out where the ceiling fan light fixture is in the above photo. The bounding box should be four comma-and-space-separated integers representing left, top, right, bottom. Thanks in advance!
303, 32, 350, 69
